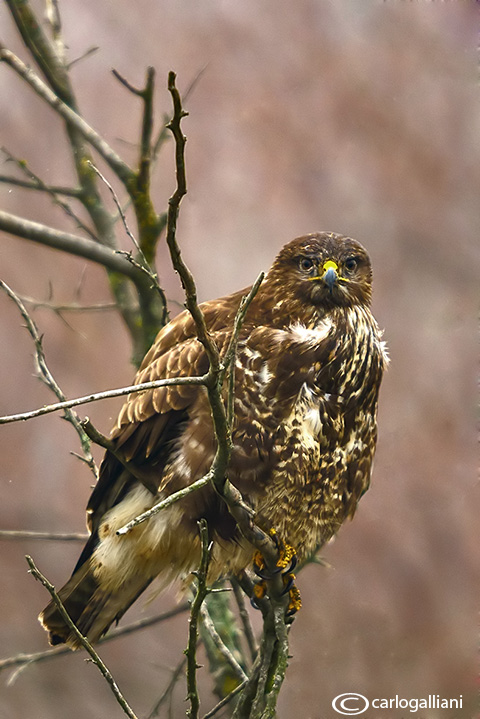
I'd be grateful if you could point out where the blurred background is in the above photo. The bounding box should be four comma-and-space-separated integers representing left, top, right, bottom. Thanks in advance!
0, 1, 478, 717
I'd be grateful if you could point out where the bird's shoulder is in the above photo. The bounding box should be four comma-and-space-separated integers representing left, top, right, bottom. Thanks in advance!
113, 286, 252, 433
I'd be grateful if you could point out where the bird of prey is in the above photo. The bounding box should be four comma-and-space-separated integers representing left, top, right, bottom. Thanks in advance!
40, 232, 388, 647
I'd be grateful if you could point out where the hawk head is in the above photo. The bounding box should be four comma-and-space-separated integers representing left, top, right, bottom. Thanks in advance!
267, 232, 373, 311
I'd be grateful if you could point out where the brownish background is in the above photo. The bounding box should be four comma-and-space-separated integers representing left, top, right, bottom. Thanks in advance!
0, 2, 478, 718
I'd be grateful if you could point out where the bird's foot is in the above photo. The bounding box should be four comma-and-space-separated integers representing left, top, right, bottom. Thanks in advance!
252, 529, 298, 578
250, 531, 302, 616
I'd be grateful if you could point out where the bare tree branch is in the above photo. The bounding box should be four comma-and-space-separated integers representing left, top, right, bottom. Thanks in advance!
0, 46, 134, 186
164, 73, 293, 717
0, 374, 208, 425
0, 603, 190, 678
87, 161, 142, 255
202, 679, 248, 719
146, 655, 188, 719
0, 280, 98, 478
0, 210, 145, 280
2, 2, 161, 361
17, 295, 118, 313
116, 474, 214, 536
1, 147, 98, 240
26, 555, 139, 719
0, 174, 82, 197
185, 520, 212, 719
231, 578, 258, 665
200, 603, 248, 684
87, 160, 168, 317
0, 530, 88, 541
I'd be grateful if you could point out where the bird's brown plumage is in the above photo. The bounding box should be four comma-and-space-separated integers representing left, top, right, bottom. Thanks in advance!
40, 232, 388, 647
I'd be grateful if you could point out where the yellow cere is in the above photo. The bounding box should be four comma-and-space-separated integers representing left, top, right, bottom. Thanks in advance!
307, 259, 340, 282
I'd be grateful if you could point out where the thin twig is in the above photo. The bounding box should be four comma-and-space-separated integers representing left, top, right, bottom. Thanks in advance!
146, 655, 187, 719
231, 579, 258, 664
0, 603, 189, 677
202, 679, 248, 719
0, 174, 82, 197
112, 68, 144, 96
67, 45, 99, 69
200, 603, 248, 684
151, 63, 207, 161
86, 160, 169, 323
18, 295, 117, 313
26, 555, 139, 719
86, 161, 143, 256
0, 530, 88, 541
0, 280, 98, 478
80, 418, 164, 488
185, 520, 212, 719
0, 46, 134, 188
45, 0, 65, 63
116, 474, 212, 536
0, 374, 208, 425
1, 147, 97, 241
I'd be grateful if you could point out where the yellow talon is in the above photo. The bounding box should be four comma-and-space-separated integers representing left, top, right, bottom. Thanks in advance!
276, 542, 296, 570
252, 581, 267, 601
286, 578, 302, 615
253, 550, 266, 573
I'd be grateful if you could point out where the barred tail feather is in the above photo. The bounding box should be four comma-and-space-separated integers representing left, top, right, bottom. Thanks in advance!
39, 562, 152, 649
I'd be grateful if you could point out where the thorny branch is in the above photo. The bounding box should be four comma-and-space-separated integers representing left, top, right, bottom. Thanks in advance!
163, 72, 292, 718
185, 520, 212, 719
26, 555, 139, 719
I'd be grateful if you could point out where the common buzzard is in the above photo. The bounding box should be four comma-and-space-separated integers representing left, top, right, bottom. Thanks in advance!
40, 232, 388, 647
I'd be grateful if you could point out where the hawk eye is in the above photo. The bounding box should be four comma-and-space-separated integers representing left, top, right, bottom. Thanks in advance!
344, 257, 358, 272
299, 257, 315, 273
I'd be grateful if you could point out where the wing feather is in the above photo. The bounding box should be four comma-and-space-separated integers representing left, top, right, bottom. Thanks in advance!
76, 290, 250, 573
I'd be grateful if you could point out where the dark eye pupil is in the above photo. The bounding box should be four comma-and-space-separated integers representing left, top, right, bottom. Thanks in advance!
300, 257, 314, 271
345, 258, 357, 271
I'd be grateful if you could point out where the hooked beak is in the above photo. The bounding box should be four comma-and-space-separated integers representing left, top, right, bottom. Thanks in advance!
321, 260, 338, 291
307, 260, 341, 292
